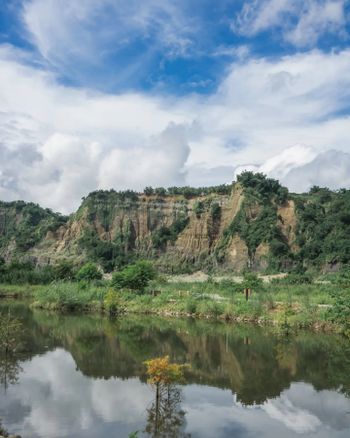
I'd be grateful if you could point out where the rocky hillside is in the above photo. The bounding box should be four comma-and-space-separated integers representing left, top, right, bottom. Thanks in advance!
1, 172, 350, 273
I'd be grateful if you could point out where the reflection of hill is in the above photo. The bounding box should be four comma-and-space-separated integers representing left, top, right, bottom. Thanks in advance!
3, 302, 350, 406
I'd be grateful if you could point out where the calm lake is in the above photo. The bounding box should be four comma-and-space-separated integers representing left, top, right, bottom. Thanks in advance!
0, 301, 350, 438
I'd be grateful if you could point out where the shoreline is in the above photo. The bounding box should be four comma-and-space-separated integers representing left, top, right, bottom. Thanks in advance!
29, 300, 341, 334
0, 282, 346, 335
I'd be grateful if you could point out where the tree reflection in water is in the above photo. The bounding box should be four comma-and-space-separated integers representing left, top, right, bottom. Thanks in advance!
0, 354, 22, 393
0, 311, 23, 393
144, 356, 190, 438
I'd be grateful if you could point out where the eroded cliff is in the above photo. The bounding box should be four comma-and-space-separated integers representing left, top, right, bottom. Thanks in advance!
1, 172, 349, 273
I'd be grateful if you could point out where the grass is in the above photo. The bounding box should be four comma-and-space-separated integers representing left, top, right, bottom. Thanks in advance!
34, 281, 105, 311
0, 283, 43, 298
2, 275, 348, 333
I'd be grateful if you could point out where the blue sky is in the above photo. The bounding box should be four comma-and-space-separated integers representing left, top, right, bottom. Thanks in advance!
1, 0, 350, 212
2, 0, 350, 94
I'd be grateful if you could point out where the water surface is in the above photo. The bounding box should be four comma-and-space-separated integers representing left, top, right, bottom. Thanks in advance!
0, 301, 350, 437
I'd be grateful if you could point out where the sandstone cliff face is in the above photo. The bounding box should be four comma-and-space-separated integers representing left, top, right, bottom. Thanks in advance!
277, 200, 298, 252
0, 183, 300, 273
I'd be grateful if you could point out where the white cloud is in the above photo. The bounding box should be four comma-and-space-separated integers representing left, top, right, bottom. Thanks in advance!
22, 0, 196, 71
2, 351, 350, 438
262, 396, 322, 433
1, 44, 350, 211
234, 146, 350, 193
282, 149, 350, 191
0, 348, 150, 437
233, 0, 348, 48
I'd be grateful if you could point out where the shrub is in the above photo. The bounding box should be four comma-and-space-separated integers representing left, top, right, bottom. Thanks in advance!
76, 263, 102, 281
111, 260, 157, 293
54, 259, 75, 280
193, 201, 205, 218
152, 216, 189, 249
210, 202, 221, 220
104, 289, 120, 315
327, 290, 350, 328
243, 272, 264, 291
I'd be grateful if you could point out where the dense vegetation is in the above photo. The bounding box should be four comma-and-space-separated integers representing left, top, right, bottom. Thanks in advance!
1, 173, 350, 275
0, 258, 102, 285
0, 200, 67, 252
216, 172, 292, 270
294, 186, 350, 266
143, 184, 231, 197
22, 269, 349, 335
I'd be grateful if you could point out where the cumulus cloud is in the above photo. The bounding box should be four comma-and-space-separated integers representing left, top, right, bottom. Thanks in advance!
2, 350, 350, 438
233, 146, 350, 193
0, 349, 150, 437
233, 0, 348, 48
282, 149, 350, 191
1, 41, 350, 212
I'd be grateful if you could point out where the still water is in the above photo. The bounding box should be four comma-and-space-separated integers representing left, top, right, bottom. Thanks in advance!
0, 301, 350, 438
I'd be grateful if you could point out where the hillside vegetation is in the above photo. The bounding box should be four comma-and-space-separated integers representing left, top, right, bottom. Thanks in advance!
1, 172, 350, 275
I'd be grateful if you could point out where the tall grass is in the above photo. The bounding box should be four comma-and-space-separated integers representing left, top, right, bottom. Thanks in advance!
35, 281, 106, 311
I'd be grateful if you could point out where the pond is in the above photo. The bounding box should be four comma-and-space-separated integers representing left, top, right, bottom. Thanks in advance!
0, 301, 350, 438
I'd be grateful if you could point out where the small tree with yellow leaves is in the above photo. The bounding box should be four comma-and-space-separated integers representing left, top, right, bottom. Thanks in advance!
144, 356, 189, 437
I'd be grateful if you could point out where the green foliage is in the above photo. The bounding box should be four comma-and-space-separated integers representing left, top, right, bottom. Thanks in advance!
111, 260, 157, 292
0, 311, 23, 354
53, 259, 75, 280
242, 272, 264, 291
210, 202, 221, 220
152, 216, 189, 249
143, 186, 154, 196
0, 260, 55, 285
83, 189, 138, 204
154, 187, 167, 196
224, 202, 284, 258
145, 184, 232, 197
185, 299, 197, 314
104, 289, 120, 315
2, 173, 350, 277
193, 201, 205, 218
295, 188, 350, 266
35, 281, 105, 310
217, 173, 292, 270
237, 171, 289, 204
327, 290, 350, 328
76, 263, 102, 281
0, 200, 67, 252
78, 226, 135, 272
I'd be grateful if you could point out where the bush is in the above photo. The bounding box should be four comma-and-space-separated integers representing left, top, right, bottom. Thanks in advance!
243, 273, 264, 291
193, 201, 205, 218
111, 260, 157, 293
54, 259, 75, 280
327, 290, 350, 328
76, 263, 102, 281
152, 216, 189, 249
104, 289, 120, 315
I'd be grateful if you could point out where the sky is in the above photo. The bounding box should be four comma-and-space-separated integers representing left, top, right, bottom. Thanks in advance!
1, 0, 350, 213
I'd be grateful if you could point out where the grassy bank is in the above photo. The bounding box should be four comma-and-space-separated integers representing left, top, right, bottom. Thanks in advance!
14, 275, 346, 335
